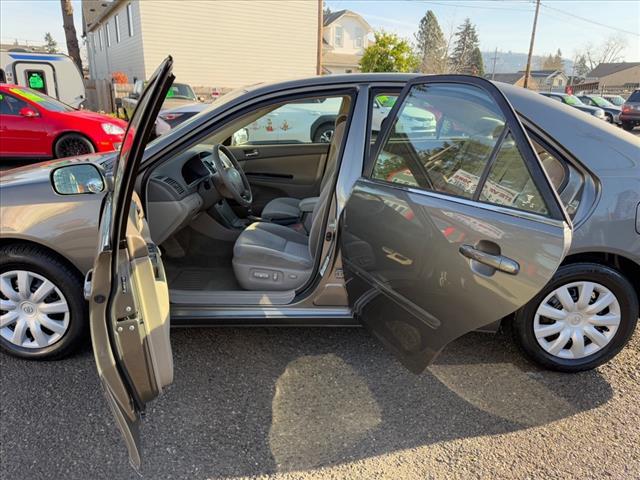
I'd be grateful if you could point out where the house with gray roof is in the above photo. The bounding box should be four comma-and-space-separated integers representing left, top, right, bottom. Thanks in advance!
322, 9, 372, 74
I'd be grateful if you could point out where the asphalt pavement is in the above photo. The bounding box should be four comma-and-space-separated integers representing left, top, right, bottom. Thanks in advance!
1, 326, 639, 480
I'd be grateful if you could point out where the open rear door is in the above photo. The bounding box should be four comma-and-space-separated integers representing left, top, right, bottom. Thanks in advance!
89, 57, 174, 469
341, 75, 572, 374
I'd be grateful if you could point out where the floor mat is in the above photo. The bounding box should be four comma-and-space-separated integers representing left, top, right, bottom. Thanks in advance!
166, 265, 240, 291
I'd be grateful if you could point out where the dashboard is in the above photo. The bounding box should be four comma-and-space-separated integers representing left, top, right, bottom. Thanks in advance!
146, 147, 222, 244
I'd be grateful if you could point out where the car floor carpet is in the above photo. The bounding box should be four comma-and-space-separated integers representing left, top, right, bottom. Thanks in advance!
166, 264, 240, 291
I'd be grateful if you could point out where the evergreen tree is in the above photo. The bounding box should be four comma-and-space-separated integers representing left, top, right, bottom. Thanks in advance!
44, 32, 58, 53
449, 19, 480, 74
414, 10, 448, 74
470, 47, 485, 76
360, 31, 419, 73
574, 54, 589, 77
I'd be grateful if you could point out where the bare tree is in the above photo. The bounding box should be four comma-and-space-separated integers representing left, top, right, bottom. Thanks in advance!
580, 35, 628, 71
60, 0, 83, 72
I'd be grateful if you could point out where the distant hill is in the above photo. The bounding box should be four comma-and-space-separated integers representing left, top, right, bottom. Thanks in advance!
482, 51, 574, 75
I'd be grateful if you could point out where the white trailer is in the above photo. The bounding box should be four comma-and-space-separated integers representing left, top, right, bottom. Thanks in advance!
0, 51, 85, 108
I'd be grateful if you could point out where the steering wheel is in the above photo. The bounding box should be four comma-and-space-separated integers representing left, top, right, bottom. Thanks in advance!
210, 144, 253, 207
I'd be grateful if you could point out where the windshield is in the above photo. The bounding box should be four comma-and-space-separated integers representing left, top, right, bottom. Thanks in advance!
590, 96, 614, 108
563, 95, 583, 106
7, 87, 75, 112
166, 83, 196, 100
605, 95, 625, 106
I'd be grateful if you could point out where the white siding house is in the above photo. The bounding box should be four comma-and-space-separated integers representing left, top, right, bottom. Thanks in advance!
321, 10, 372, 74
83, 0, 321, 88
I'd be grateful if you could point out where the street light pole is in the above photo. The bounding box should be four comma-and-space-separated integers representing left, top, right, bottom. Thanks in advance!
524, 0, 541, 89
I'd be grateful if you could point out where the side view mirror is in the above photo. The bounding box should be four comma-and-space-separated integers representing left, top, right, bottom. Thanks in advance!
51, 164, 105, 195
19, 107, 39, 118
231, 128, 249, 146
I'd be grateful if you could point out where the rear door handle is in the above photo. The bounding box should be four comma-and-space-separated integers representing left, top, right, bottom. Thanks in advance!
459, 244, 520, 275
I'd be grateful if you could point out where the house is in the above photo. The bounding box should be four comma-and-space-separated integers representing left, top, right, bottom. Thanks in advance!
321, 9, 372, 74
82, 0, 321, 89
486, 72, 539, 89
518, 69, 568, 90
583, 62, 640, 90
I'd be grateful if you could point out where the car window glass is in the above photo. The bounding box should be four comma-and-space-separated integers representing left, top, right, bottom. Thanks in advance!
371, 83, 506, 200
230, 95, 346, 145
370, 93, 400, 144
0, 93, 29, 115
627, 91, 640, 102
7, 87, 74, 112
531, 139, 566, 191
479, 133, 549, 215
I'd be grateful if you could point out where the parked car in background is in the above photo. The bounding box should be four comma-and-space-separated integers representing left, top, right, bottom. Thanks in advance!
577, 94, 621, 124
0, 50, 86, 108
0, 84, 126, 159
602, 94, 626, 107
539, 92, 607, 121
620, 89, 640, 131
1, 68, 638, 385
121, 80, 200, 120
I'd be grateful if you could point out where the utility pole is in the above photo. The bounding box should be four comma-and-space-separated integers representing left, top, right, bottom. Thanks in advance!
523, 0, 541, 89
317, 0, 323, 75
490, 47, 499, 80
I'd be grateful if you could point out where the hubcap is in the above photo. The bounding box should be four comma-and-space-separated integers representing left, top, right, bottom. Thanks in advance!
534, 281, 620, 360
0, 270, 70, 349
319, 129, 334, 143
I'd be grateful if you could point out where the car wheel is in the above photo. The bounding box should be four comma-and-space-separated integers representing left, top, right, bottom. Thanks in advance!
0, 244, 87, 360
512, 263, 638, 372
54, 133, 95, 158
313, 123, 334, 143
605, 113, 613, 123
621, 122, 634, 131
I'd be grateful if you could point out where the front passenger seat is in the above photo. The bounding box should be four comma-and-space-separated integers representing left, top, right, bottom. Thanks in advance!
232, 115, 347, 290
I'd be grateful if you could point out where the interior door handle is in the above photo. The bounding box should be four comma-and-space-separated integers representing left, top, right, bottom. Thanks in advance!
459, 244, 520, 275
244, 149, 259, 158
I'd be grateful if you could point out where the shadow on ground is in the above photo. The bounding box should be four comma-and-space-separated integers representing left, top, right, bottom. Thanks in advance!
0, 327, 614, 479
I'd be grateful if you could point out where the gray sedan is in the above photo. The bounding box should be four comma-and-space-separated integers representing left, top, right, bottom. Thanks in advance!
1, 69, 638, 379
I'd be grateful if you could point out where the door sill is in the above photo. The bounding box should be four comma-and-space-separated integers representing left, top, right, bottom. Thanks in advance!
169, 288, 295, 306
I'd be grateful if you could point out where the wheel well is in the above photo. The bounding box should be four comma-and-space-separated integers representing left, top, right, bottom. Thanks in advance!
0, 238, 84, 281
562, 251, 640, 314
52, 131, 96, 157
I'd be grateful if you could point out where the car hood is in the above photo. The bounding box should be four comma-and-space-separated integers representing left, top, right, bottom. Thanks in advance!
162, 97, 198, 109
63, 109, 128, 127
0, 151, 117, 188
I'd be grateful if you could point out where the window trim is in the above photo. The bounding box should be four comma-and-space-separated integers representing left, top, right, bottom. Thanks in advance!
105, 23, 111, 47
334, 26, 344, 47
98, 28, 103, 51
127, 3, 134, 37
114, 14, 121, 42
365, 76, 568, 222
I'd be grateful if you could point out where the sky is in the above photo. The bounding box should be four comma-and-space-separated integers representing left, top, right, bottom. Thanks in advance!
326, 0, 640, 60
0, 0, 638, 61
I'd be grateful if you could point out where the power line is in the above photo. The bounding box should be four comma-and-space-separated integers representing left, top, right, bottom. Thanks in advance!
408, 0, 535, 12
540, 2, 640, 37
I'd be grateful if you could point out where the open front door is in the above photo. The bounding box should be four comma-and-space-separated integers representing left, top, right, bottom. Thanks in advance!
89, 57, 174, 469
341, 75, 572, 374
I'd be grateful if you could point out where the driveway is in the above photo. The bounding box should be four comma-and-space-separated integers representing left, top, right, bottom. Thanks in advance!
1, 326, 638, 480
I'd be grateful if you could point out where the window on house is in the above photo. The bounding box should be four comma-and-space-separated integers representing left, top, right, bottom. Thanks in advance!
105, 24, 111, 47
355, 28, 364, 48
114, 14, 121, 42
98, 28, 103, 51
335, 26, 343, 47
127, 3, 134, 36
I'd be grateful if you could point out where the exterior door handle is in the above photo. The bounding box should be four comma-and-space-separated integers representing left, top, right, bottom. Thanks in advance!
459, 244, 520, 275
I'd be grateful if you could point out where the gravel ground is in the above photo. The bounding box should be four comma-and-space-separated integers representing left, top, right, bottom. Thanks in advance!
1, 325, 638, 480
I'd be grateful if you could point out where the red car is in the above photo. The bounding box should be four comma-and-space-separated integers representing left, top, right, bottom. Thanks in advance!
0, 84, 127, 159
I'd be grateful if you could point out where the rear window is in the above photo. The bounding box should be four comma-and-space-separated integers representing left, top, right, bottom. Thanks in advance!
627, 90, 640, 102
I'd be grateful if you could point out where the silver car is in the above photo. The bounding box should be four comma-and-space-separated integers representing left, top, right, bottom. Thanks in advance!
1, 60, 638, 391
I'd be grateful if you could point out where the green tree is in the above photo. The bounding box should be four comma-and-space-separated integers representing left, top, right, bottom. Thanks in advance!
470, 47, 485, 76
44, 32, 58, 53
415, 10, 448, 74
573, 54, 589, 77
360, 31, 419, 73
449, 19, 480, 74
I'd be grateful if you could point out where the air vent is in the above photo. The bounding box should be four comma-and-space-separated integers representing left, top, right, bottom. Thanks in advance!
161, 176, 185, 195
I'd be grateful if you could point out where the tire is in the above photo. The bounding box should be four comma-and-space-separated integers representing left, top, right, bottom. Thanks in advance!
621, 122, 634, 131
605, 113, 613, 123
54, 133, 95, 158
512, 263, 638, 372
0, 244, 87, 360
313, 123, 335, 143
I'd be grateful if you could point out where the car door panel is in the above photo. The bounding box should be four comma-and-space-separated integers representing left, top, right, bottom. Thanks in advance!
89, 57, 174, 469
341, 75, 572, 374
230, 143, 329, 212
